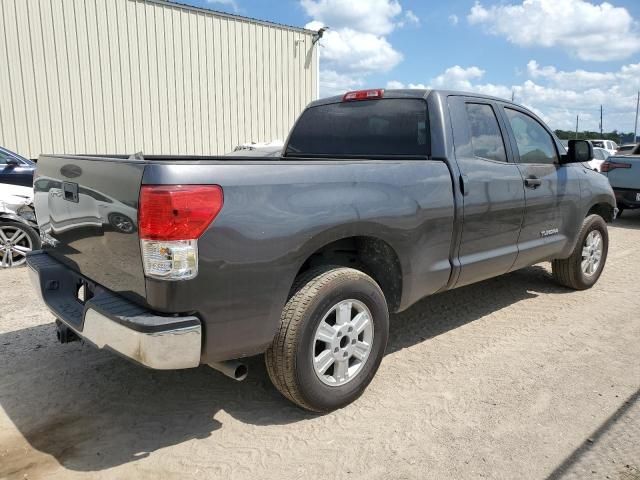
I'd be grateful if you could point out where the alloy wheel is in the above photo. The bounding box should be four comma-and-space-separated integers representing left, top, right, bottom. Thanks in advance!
312, 299, 375, 386
0, 225, 33, 268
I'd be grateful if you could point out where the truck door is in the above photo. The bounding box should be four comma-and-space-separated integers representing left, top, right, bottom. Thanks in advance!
498, 105, 581, 269
448, 97, 525, 287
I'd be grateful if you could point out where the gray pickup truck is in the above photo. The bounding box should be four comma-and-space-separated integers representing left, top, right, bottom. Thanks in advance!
602, 154, 640, 216
28, 89, 615, 412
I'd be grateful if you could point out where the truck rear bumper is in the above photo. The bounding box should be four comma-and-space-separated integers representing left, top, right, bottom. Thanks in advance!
613, 187, 640, 209
27, 251, 202, 370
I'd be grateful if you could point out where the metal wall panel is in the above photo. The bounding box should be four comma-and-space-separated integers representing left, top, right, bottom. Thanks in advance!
0, 0, 318, 159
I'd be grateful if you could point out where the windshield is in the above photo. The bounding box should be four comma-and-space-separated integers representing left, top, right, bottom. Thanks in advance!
285, 99, 429, 158
0, 147, 33, 165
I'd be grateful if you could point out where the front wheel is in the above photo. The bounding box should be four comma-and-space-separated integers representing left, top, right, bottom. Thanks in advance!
552, 214, 608, 290
265, 266, 389, 412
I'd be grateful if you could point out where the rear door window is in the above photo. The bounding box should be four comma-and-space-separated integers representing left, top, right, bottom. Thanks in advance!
465, 103, 507, 162
285, 99, 429, 158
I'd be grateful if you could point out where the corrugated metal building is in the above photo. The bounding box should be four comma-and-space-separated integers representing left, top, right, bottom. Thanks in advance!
0, 0, 319, 159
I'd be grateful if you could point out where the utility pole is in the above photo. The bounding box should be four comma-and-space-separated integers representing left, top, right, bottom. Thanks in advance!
634, 91, 639, 142
600, 105, 603, 135
511, 89, 514, 102
575, 115, 579, 139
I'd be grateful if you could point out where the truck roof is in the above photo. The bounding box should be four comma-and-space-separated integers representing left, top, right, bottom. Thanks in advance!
310, 89, 525, 109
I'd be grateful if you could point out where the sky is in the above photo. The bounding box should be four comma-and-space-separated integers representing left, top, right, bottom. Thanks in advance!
183, 0, 640, 133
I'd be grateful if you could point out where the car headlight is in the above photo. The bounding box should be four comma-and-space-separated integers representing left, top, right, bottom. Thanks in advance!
17, 205, 36, 222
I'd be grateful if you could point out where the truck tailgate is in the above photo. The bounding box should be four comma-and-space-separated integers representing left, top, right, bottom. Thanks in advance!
34, 155, 147, 298
605, 155, 640, 189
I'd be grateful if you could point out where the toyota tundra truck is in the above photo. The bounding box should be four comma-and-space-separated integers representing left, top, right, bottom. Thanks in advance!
27, 89, 616, 412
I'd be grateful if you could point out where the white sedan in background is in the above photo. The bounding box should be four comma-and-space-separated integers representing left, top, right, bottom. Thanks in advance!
590, 139, 618, 156
587, 147, 610, 172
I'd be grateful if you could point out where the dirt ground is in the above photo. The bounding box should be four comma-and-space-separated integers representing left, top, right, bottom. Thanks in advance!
1, 213, 639, 480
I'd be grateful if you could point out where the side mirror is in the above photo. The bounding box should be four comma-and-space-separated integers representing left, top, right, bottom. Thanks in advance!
563, 140, 592, 164
5, 158, 20, 167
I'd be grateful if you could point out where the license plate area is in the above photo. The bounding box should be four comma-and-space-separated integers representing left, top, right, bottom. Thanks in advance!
75, 278, 95, 305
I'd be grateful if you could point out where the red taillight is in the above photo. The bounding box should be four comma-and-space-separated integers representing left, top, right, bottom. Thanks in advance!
601, 161, 631, 173
342, 89, 384, 102
138, 185, 224, 240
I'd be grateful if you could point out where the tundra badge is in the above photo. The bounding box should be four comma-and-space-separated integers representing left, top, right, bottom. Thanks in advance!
540, 228, 559, 237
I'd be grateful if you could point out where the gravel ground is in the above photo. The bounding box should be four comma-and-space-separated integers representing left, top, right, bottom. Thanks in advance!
1, 212, 639, 480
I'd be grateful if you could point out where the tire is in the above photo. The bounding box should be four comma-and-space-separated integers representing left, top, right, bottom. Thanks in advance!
551, 214, 608, 290
0, 221, 41, 268
108, 212, 135, 233
265, 266, 389, 412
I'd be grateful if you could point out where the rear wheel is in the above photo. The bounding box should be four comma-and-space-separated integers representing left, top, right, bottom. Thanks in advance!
265, 266, 389, 412
552, 214, 608, 290
108, 212, 135, 233
0, 221, 40, 268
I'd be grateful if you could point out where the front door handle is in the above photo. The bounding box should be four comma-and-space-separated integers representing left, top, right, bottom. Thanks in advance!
524, 177, 542, 189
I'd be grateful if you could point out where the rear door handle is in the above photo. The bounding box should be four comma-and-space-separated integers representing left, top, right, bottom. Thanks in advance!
524, 177, 542, 189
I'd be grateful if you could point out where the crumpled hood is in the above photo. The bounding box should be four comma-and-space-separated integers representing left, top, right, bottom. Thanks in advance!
0, 183, 33, 214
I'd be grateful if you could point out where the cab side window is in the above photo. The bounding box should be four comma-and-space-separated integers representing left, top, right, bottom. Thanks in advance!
465, 103, 507, 163
505, 108, 558, 165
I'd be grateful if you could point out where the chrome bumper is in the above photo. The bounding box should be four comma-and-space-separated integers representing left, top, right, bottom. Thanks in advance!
27, 251, 202, 370
79, 309, 201, 369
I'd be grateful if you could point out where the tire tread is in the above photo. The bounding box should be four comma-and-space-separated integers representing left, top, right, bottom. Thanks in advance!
265, 266, 382, 412
552, 214, 607, 290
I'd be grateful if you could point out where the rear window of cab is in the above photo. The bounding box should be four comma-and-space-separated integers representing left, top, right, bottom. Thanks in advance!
285, 99, 430, 158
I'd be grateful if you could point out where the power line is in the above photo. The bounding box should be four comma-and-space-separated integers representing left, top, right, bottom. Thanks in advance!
634, 91, 639, 143
599, 105, 603, 136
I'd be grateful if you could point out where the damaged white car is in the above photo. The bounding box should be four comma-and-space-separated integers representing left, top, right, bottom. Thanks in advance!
0, 184, 40, 267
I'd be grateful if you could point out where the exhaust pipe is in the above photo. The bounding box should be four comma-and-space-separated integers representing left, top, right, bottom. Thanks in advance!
208, 360, 248, 381
55, 320, 79, 344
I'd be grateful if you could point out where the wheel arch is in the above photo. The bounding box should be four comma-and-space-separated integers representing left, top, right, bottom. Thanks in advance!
586, 201, 615, 223
293, 234, 404, 313
0, 212, 29, 225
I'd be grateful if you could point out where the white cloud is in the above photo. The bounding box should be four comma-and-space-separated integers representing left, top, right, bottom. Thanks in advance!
303, 0, 409, 97
320, 70, 365, 97
307, 23, 403, 74
301, 0, 402, 35
386, 80, 427, 89
430, 65, 485, 89
391, 61, 640, 131
386, 80, 405, 89
448, 14, 459, 26
468, 0, 640, 61
399, 10, 420, 27
207, 0, 239, 13
519, 61, 640, 122
428, 65, 514, 99
526, 60, 633, 91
